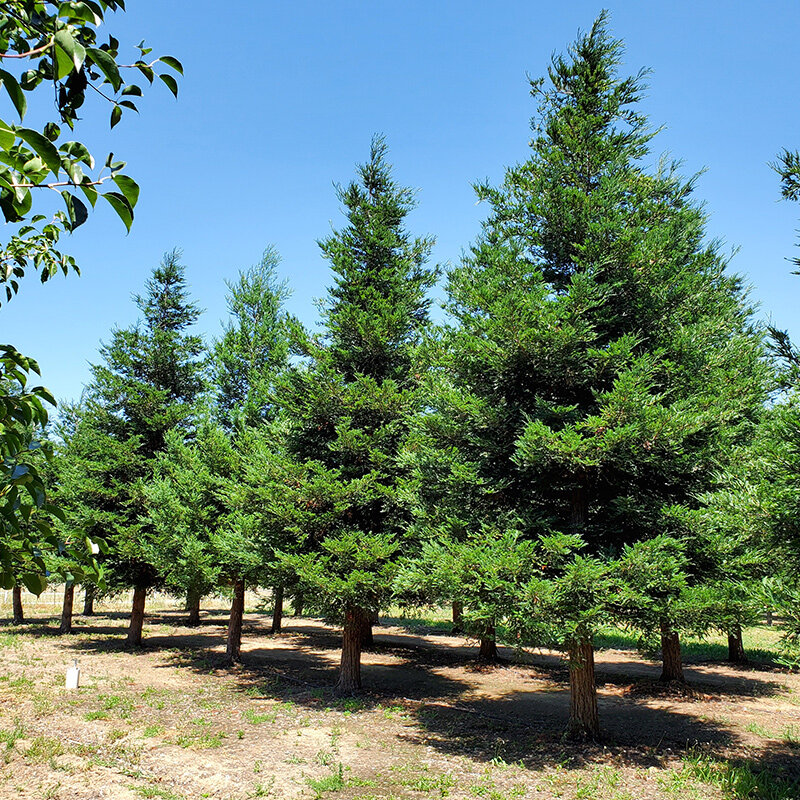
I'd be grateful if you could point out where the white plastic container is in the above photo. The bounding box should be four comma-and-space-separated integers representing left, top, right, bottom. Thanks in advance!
66, 659, 80, 690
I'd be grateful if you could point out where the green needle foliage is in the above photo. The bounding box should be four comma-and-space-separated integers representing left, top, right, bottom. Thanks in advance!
62, 250, 205, 646
275, 137, 437, 693
409, 13, 768, 738
759, 146, 800, 663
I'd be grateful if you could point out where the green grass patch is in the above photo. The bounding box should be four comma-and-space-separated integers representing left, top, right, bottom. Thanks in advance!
244, 708, 276, 725
681, 752, 799, 799
130, 785, 186, 800
308, 763, 346, 796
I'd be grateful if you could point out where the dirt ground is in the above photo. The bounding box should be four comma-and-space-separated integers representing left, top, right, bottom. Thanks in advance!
1, 601, 799, 800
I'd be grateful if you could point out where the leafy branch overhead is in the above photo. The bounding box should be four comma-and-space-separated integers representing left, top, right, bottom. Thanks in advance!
0, 1, 182, 303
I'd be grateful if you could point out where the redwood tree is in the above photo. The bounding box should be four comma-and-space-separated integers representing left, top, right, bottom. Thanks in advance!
413, 14, 768, 738
277, 138, 437, 694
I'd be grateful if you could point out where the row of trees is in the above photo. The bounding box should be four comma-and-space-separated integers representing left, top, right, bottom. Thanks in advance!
5, 13, 800, 742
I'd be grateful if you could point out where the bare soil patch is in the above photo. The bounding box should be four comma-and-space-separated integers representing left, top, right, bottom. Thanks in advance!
1, 602, 798, 799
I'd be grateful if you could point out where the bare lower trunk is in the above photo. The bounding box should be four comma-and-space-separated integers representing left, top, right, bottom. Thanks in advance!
727, 624, 747, 664
59, 584, 75, 635
659, 620, 684, 682
336, 607, 367, 695
226, 579, 245, 664
452, 601, 464, 634
765, 608, 773, 626
82, 585, 95, 616
360, 610, 374, 648
478, 622, 498, 662
293, 589, 304, 617
126, 586, 146, 647
186, 588, 201, 627
11, 586, 23, 625
270, 584, 284, 634
566, 636, 599, 740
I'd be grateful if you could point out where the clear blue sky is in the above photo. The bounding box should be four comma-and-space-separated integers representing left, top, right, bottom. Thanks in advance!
4, 1, 799, 403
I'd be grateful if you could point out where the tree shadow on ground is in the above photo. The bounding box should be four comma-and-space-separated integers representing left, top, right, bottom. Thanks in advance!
43, 610, 800, 783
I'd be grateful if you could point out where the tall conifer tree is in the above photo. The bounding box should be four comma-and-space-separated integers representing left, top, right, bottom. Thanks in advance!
277, 138, 437, 693
412, 15, 768, 738
70, 250, 205, 646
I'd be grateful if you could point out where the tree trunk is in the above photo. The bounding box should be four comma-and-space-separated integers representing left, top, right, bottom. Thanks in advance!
59, 584, 75, 635
566, 636, 600, 740
765, 608, 773, 626
659, 620, 684, 682
478, 622, 498, 662
727, 624, 747, 664
186, 588, 201, 627
293, 589, 304, 617
82, 585, 95, 616
270, 584, 284, 634
452, 601, 464, 634
360, 610, 374, 648
11, 586, 24, 625
226, 578, 245, 664
126, 586, 146, 648
336, 606, 367, 695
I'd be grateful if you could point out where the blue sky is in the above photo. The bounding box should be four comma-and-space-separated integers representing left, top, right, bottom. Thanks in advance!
3, 1, 799, 402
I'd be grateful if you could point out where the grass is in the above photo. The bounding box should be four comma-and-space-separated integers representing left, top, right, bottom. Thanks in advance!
243, 707, 276, 725
130, 785, 186, 800
171, 717, 229, 749
307, 763, 347, 796
679, 752, 800, 800
593, 624, 784, 664
0, 721, 25, 751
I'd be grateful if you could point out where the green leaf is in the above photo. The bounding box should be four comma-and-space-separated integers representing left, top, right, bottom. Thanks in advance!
54, 39, 74, 80
59, 141, 94, 168
110, 104, 122, 129
54, 29, 86, 73
0, 119, 14, 149
21, 572, 47, 596
158, 55, 184, 75
16, 128, 61, 176
112, 174, 139, 207
87, 47, 122, 91
121, 84, 142, 96
78, 178, 98, 207
158, 73, 178, 98
58, 1, 102, 25
43, 122, 61, 142
61, 191, 88, 230
79, 175, 98, 208
102, 190, 133, 231
0, 69, 27, 119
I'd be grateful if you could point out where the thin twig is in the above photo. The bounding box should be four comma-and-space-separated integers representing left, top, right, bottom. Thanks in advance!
0, 41, 53, 59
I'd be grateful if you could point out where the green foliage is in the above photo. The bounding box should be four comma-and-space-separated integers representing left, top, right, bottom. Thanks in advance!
61, 252, 205, 593
406, 14, 769, 734
212, 248, 292, 431
0, 1, 181, 293
275, 137, 437, 630
0, 2, 180, 585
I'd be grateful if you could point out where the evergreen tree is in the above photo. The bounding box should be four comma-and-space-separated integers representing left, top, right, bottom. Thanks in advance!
71, 250, 205, 646
276, 138, 437, 693
211, 250, 293, 661
759, 147, 800, 663
412, 14, 768, 738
